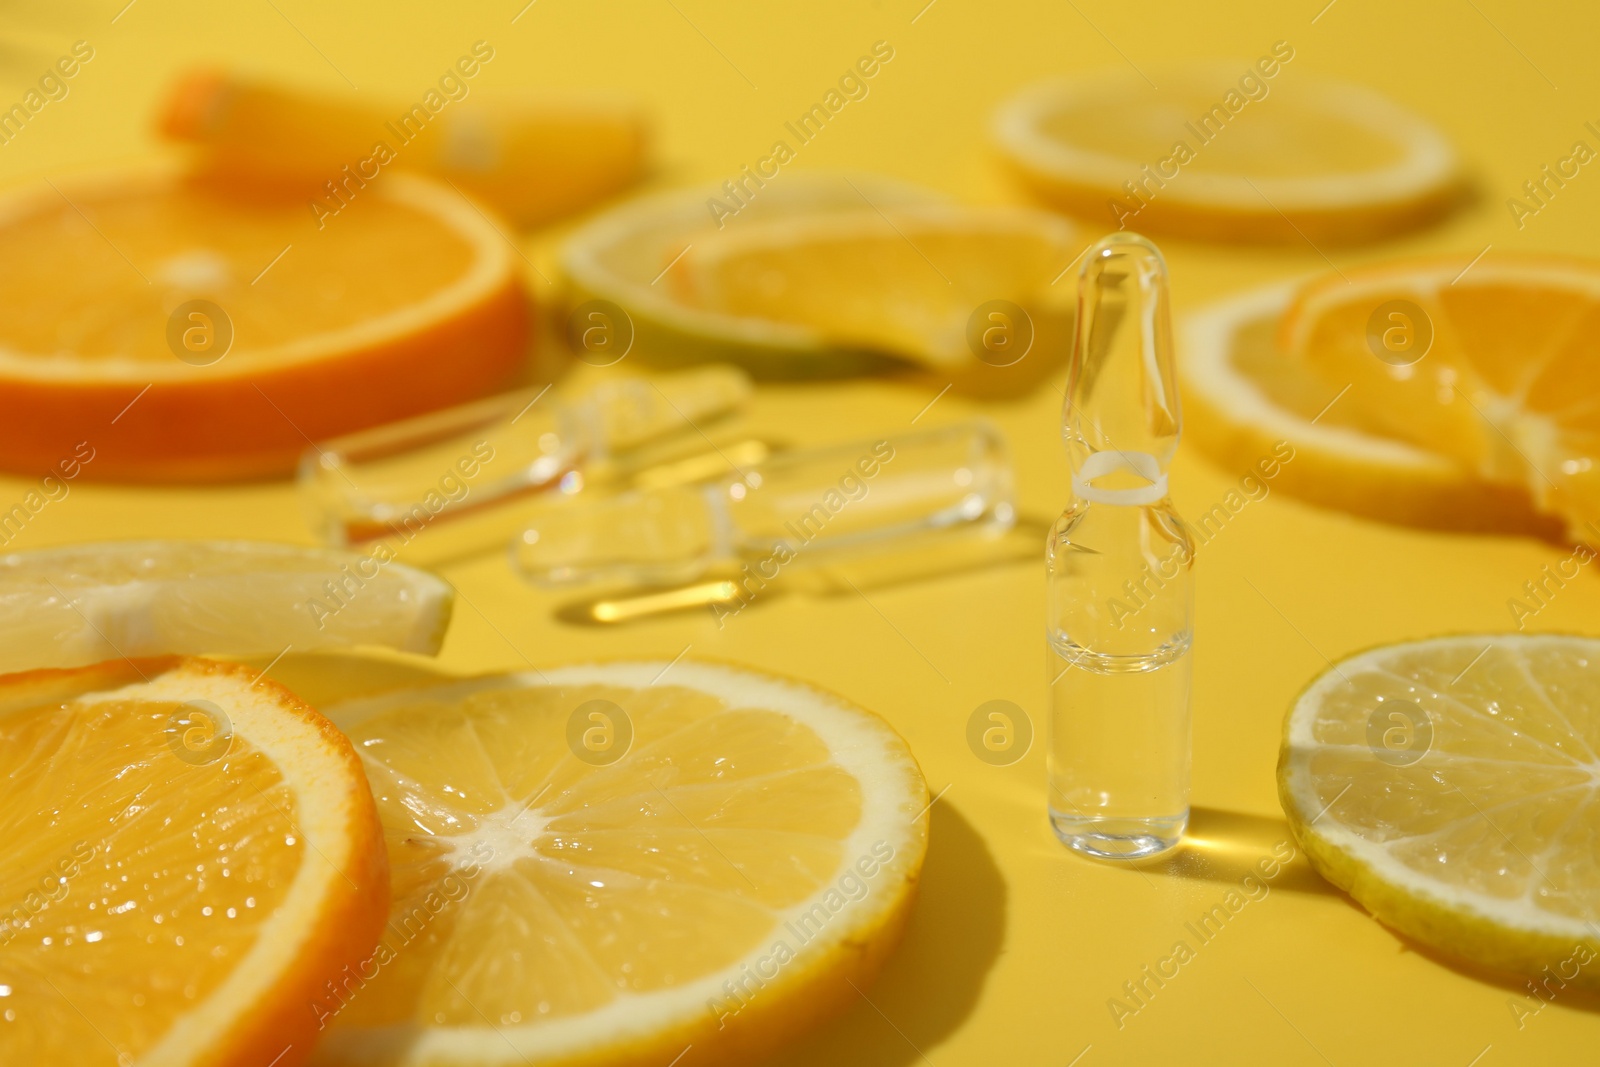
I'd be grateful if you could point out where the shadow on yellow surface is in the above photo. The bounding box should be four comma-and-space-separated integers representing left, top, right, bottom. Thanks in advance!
768, 801, 1006, 1067
238, 649, 458, 709
1396, 934, 1600, 1019
1132, 806, 1339, 898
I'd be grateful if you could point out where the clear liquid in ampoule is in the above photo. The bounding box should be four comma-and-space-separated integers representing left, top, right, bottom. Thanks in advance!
1047, 636, 1192, 858
1046, 501, 1193, 859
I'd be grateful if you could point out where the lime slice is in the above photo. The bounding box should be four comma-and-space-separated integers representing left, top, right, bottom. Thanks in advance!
1280, 634, 1600, 988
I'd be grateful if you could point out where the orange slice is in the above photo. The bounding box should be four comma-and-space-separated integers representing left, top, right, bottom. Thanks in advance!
0, 656, 388, 1066
1280, 255, 1600, 538
1180, 280, 1557, 534
0, 165, 528, 482
994, 67, 1461, 243
561, 172, 944, 377
161, 69, 648, 228
674, 205, 1079, 381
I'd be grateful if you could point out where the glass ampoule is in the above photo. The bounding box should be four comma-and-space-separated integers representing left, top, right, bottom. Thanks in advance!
1046, 233, 1195, 860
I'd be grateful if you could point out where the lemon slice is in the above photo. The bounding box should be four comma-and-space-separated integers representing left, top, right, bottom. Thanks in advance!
311, 660, 929, 1067
1180, 281, 1557, 534
0, 541, 452, 671
1280, 634, 1600, 988
561, 172, 942, 376
676, 205, 1079, 373
1280, 255, 1600, 538
0, 656, 387, 1065
994, 67, 1460, 243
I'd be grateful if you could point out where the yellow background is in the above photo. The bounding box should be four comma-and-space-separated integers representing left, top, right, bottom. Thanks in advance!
6, 0, 1600, 1062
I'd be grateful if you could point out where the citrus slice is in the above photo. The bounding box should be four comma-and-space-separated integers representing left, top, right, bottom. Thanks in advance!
1280, 634, 1600, 989
161, 69, 649, 228
1180, 280, 1557, 533
310, 660, 929, 1067
0, 656, 388, 1065
561, 172, 941, 377
1280, 255, 1600, 539
0, 164, 528, 481
0, 540, 453, 671
675, 205, 1078, 377
994, 66, 1461, 243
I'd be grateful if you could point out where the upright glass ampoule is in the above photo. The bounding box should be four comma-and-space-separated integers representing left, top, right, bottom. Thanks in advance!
1046, 232, 1194, 860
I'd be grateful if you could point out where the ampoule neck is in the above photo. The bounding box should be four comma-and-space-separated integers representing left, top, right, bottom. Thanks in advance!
1064, 232, 1181, 498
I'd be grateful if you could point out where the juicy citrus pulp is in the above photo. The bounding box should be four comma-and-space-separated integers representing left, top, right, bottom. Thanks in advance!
0, 541, 453, 672
560, 172, 943, 376
311, 661, 929, 1067
0, 656, 387, 1066
1179, 280, 1556, 533
1279, 634, 1600, 987
676, 205, 1078, 373
994, 67, 1460, 243
1281, 255, 1600, 539
0, 165, 527, 480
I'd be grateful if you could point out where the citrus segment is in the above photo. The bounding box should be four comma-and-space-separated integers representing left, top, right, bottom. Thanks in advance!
0, 541, 453, 672
994, 67, 1460, 243
0, 656, 388, 1066
0, 165, 527, 481
676, 206, 1078, 373
561, 172, 942, 377
1280, 255, 1600, 537
1280, 635, 1600, 987
312, 661, 929, 1067
1179, 281, 1557, 533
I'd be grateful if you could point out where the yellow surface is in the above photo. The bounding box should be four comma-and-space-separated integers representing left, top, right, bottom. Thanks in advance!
4, 1, 1599, 1063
